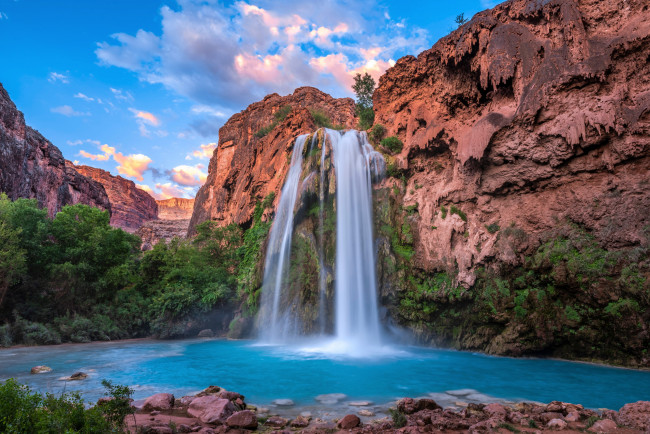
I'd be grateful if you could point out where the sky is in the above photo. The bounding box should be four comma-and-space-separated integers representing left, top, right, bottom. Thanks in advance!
0, 0, 499, 199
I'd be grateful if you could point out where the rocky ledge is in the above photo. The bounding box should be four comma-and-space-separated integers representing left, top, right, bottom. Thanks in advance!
128, 387, 650, 433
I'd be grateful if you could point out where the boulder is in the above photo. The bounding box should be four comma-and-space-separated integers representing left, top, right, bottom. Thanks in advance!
218, 390, 243, 401
483, 403, 507, 418
618, 401, 650, 430
30, 365, 52, 374
337, 414, 361, 429
197, 329, 214, 338
196, 385, 221, 396
565, 411, 580, 422
226, 410, 258, 429
589, 418, 618, 433
547, 418, 568, 430
142, 393, 175, 412
290, 415, 311, 428
188, 396, 235, 424
397, 397, 441, 414
265, 416, 288, 428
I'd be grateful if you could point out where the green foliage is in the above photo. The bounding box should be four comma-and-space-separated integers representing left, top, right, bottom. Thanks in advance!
604, 299, 640, 318
310, 109, 333, 128
381, 136, 403, 154
440, 206, 448, 219
449, 205, 467, 222
370, 124, 386, 143
352, 72, 375, 110
386, 161, 399, 178
498, 422, 521, 433
455, 13, 469, 27
485, 223, 500, 234
357, 106, 374, 131
274, 105, 292, 122
255, 123, 275, 138
0, 378, 132, 433
388, 408, 407, 428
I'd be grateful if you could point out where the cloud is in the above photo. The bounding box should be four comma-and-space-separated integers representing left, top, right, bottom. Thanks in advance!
186, 143, 217, 160
190, 117, 221, 137
168, 164, 207, 186
95, 0, 428, 110
129, 108, 160, 126
48, 72, 69, 83
51, 105, 90, 117
110, 87, 133, 101
77, 143, 153, 181
155, 182, 189, 199
74, 92, 95, 102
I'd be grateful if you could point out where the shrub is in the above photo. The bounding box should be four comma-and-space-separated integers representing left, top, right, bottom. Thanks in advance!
310, 109, 332, 128
370, 124, 386, 143
273, 105, 292, 122
450, 205, 467, 222
440, 206, 448, 219
255, 123, 275, 138
381, 136, 403, 154
485, 223, 500, 234
12, 315, 61, 345
357, 106, 374, 130
388, 408, 407, 428
0, 324, 11, 347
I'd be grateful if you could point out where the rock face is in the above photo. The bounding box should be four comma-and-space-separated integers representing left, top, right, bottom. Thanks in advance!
73, 164, 158, 232
157, 198, 194, 220
373, 0, 650, 282
0, 83, 111, 216
135, 198, 194, 249
188, 86, 356, 234
369, 0, 650, 364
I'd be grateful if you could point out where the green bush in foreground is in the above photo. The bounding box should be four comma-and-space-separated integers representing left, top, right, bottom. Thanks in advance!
0, 378, 133, 433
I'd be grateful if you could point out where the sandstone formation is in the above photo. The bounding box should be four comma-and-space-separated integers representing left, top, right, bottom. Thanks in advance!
372, 0, 650, 283
135, 198, 194, 249
73, 163, 158, 232
157, 197, 194, 220
188, 86, 356, 234
0, 83, 111, 216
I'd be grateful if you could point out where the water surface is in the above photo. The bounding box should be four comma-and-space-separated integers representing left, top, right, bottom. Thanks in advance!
1, 338, 648, 412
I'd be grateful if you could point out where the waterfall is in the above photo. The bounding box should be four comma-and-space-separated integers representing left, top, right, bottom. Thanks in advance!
259, 135, 308, 342
259, 129, 385, 351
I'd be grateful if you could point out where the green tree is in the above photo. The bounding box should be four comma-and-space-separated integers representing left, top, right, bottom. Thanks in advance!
0, 221, 25, 308
455, 13, 469, 27
352, 72, 376, 130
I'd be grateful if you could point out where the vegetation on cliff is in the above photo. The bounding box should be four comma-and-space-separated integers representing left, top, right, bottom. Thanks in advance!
0, 193, 273, 346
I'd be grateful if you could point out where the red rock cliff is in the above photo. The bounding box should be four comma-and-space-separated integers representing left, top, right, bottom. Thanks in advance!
73, 164, 158, 232
0, 83, 111, 216
188, 86, 356, 234
373, 0, 650, 285
157, 197, 194, 220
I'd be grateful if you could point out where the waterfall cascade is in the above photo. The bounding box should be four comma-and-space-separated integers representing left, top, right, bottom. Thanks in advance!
258, 129, 385, 352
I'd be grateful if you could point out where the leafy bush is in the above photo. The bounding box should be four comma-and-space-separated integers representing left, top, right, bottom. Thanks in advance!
0, 378, 132, 433
255, 123, 275, 138
381, 136, 403, 154
388, 408, 407, 428
485, 223, 500, 234
449, 205, 467, 222
440, 206, 448, 219
357, 106, 374, 130
370, 124, 386, 143
12, 315, 61, 345
273, 105, 292, 122
0, 324, 11, 347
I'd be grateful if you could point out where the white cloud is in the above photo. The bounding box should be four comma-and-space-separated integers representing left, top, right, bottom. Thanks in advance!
51, 105, 89, 117
186, 143, 217, 160
95, 0, 428, 110
169, 164, 207, 186
48, 72, 69, 84
110, 87, 133, 101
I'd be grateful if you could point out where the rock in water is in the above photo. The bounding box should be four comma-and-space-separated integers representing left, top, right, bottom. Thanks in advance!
30, 365, 52, 374
272, 399, 294, 406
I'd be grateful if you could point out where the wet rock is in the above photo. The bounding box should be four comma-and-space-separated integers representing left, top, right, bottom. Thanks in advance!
197, 329, 214, 338
290, 415, 310, 428
196, 385, 221, 396
265, 416, 288, 428
337, 414, 361, 429
398, 397, 441, 414
547, 418, 568, 430
617, 401, 650, 430
143, 393, 175, 412
589, 418, 618, 432
60, 371, 88, 381
272, 399, 294, 406
30, 365, 52, 374
315, 393, 347, 404
188, 396, 235, 424
358, 409, 375, 417
226, 410, 258, 429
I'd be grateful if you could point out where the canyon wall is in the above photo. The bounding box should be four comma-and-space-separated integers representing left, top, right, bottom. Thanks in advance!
188, 86, 356, 234
157, 197, 194, 220
136, 198, 195, 249
73, 164, 158, 232
0, 83, 111, 216
372, 0, 650, 284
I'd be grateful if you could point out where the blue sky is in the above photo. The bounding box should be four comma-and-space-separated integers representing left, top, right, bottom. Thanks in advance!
0, 0, 498, 199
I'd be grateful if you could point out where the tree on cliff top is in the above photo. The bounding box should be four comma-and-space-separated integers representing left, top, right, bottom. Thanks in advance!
352, 72, 375, 130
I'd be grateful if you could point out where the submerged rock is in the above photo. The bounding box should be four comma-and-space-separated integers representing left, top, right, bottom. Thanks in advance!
315, 393, 347, 404
59, 371, 88, 381
30, 365, 52, 374
272, 398, 295, 406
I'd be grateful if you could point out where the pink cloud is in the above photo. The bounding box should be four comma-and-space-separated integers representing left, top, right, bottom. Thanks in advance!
169, 164, 207, 186
77, 143, 152, 181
